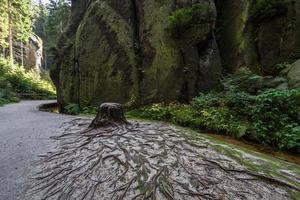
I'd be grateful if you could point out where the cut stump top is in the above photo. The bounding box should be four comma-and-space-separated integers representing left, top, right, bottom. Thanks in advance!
90, 103, 129, 127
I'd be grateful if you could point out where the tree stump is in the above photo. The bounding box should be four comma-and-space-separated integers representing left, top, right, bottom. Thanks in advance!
89, 103, 129, 128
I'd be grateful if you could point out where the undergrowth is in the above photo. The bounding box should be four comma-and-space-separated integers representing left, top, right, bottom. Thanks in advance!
168, 3, 215, 35
127, 68, 300, 153
64, 103, 97, 115
251, 0, 290, 22
0, 58, 56, 106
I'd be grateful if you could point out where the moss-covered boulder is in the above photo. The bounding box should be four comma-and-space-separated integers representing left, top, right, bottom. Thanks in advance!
51, 0, 222, 110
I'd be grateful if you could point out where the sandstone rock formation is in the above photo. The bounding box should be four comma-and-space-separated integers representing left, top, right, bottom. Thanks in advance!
51, 0, 300, 110
25, 33, 43, 74
51, 0, 222, 110
215, 0, 300, 73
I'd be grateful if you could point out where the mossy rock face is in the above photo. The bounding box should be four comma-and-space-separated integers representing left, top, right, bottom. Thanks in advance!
52, 0, 221, 109
257, 11, 300, 74
74, 0, 135, 106
138, 0, 221, 103
215, 0, 300, 74
215, 0, 258, 72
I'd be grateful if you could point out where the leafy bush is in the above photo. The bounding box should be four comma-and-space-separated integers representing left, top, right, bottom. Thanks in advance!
251, 0, 290, 22
168, 3, 214, 33
64, 103, 81, 115
221, 68, 265, 94
249, 89, 300, 150
274, 62, 289, 71
128, 69, 300, 152
0, 88, 19, 106
64, 103, 97, 115
0, 58, 56, 106
82, 106, 97, 115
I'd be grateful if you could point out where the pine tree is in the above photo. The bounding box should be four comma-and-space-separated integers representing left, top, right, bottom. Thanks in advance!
12, 0, 32, 66
46, 0, 70, 47
31, 0, 71, 69
33, 0, 48, 68
33, 0, 47, 41
0, 0, 32, 65
44, 0, 70, 68
0, 0, 9, 56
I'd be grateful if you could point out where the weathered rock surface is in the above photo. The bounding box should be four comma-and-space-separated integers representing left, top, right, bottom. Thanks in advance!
25, 33, 43, 73
51, 0, 222, 110
286, 59, 300, 88
52, 0, 300, 109
215, 0, 300, 74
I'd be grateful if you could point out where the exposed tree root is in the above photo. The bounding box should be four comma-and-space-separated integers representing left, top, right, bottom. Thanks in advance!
27, 104, 295, 199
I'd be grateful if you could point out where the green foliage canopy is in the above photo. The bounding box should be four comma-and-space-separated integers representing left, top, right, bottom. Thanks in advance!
0, 0, 33, 47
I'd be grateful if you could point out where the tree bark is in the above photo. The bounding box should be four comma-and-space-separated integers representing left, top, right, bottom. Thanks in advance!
21, 42, 24, 67
7, 0, 13, 66
89, 103, 129, 128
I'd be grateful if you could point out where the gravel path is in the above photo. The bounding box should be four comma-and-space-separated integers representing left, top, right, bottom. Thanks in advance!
0, 101, 75, 200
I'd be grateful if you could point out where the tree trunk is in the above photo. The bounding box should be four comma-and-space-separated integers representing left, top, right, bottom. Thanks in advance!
89, 103, 129, 128
0, 47, 5, 58
21, 42, 24, 67
60, 21, 63, 33
44, 51, 47, 69
7, 0, 13, 66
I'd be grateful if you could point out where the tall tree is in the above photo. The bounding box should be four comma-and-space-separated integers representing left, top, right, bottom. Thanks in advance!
12, 0, 32, 66
33, 0, 47, 41
43, 0, 70, 68
0, 0, 9, 56
32, 0, 71, 69
33, 0, 48, 68
0, 0, 32, 65
46, 0, 70, 48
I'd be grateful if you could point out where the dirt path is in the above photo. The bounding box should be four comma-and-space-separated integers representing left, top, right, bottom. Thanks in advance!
0, 101, 75, 200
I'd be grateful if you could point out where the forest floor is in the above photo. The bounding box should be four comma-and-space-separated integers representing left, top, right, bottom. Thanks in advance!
0, 101, 299, 200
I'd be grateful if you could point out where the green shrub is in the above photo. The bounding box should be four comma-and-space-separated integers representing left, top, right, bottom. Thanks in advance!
168, 3, 214, 33
274, 62, 289, 71
128, 69, 300, 152
64, 103, 97, 115
64, 103, 81, 115
221, 67, 265, 94
251, 0, 290, 22
0, 88, 19, 106
5, 67, 55, 97
0, 57, 56, 105
82, 106, 97, 115
249, 89, 300, 150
